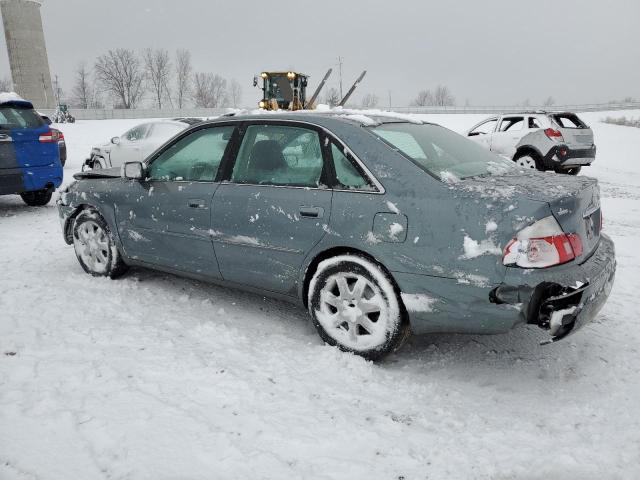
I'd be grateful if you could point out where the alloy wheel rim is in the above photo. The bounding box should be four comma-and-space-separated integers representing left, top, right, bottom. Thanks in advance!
516, 156, 536, 169
74, 220, 109, 273
317, 272, 388, 349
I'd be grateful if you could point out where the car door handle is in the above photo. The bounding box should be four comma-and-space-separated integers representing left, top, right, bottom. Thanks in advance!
188, 199, 207, 209
299, 206, 324, 218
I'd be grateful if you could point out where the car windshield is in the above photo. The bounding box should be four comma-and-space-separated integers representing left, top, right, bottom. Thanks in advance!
0, 105, 45, 130
370, 122, 514, 181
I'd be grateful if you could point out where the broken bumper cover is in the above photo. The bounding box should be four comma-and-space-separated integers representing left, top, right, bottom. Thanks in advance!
493, 233, 616, 342
56, 192, 76, 245
544, 145, 596, 168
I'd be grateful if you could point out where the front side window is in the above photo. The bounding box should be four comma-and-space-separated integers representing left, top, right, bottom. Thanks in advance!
0, 106, 45, 129
331, 143, 374, 191
231, 124, 324, 187
469, 118, 497, 136
371, 123, 513, 180
147, 126, 234, 182
125, 124, 150, 142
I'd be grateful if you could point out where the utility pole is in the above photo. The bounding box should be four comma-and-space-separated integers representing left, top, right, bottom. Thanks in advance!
54, 74, 61, 104
337, 56, 343, 99
388, 90, 392, 110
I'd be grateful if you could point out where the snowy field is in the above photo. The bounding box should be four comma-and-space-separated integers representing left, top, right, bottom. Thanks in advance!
1, 111, 639, 479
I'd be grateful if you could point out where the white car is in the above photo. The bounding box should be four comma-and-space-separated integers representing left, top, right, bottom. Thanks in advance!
466, 111, 596, 175
86, 118, 201, 170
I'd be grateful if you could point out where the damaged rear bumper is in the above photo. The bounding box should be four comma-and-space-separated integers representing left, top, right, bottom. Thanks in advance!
491, 233, 616, 342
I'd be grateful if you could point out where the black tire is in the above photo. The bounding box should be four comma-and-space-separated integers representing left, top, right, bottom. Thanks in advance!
20, 189, 52, 206
73, 209, 128, 278
308, 254, 410, 360
563, 166, 582, 175
513, 151, 543, 171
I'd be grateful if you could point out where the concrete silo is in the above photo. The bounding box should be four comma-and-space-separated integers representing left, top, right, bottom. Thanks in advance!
1, 0, 55, 108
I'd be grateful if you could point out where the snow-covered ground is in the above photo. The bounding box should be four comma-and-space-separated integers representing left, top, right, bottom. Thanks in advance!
1, 111, 639, 479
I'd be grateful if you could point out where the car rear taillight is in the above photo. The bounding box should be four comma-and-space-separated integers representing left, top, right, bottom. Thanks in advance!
503, 216, 583, 268
39, 129, 60, 143
544, 128, 564, 142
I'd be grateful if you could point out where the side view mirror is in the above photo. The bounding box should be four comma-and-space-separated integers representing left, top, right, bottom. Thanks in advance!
122, 161, 145, 180
111, 136, 121, 145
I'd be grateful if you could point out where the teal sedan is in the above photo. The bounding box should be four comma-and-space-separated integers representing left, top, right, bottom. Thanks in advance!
58, 113, 615, 359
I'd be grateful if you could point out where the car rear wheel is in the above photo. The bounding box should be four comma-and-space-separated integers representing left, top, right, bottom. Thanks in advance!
20, 189, 52, 206
73, 209, 128, 278
308, 254, 410, 360
513, 153, 542, 171
563, 166, 582, 175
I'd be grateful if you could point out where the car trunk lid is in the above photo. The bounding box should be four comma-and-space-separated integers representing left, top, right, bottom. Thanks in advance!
463, 171, 601, 262
0, 102, 55, 168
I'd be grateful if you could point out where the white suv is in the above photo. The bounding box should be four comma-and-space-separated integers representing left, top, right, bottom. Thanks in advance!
466, 111, 596, 175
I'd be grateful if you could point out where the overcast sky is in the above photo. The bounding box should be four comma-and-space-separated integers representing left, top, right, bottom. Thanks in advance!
1, 0, 639, 108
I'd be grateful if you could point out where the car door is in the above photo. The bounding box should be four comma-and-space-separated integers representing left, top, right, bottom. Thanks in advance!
466, 117, 497, 150
490, 116, 527, 158
211, 121, 333, 296
114, 124, 237, 278
109, 123, 151, 167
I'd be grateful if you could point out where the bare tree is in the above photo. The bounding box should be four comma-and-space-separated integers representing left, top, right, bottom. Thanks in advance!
433, 85, 455, 106
360, 93, 379, 109
0, 77, 11, 92
228, 79, 242, 108
143, 48, 172, 109
543, 96, 555, 107
411, 89, 434, 106
71, 62, 94, 108
324, 87, 341, 107
175, 49, 193, 109
94, 49, 145, 109
192, 73, 228, 108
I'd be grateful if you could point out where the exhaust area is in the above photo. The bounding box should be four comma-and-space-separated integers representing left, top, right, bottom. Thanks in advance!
491, 281, 587, 343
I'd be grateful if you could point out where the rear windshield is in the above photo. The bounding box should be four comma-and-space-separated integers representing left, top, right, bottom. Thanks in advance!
370, 123, 513, 181
0, 105, 45, 130
551, 114, 587, 129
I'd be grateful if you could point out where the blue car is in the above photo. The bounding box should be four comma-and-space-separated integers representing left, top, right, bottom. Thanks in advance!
0, 96, 63, 206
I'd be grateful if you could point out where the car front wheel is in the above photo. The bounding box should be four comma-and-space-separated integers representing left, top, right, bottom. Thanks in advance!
73, 209, 128, 278
20, 189, 52, 206
308, 254, 410, 360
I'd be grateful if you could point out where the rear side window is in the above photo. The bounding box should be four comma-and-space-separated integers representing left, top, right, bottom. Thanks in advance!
231, 124, 324, 188
330, 143, 374, 191
552, 114, 587, 129
528, 117, 542, 129
371, 123, 513, 180
499, 117, 524, 131
0, 106, 45, 129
